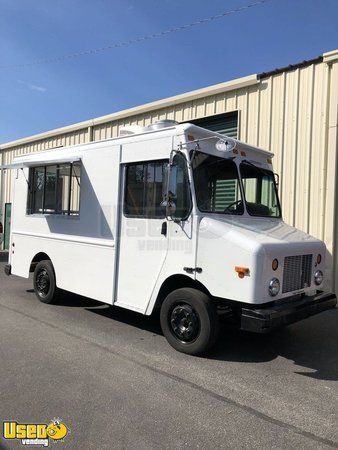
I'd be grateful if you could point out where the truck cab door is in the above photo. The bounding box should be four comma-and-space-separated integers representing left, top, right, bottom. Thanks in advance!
116, 160, 169, 312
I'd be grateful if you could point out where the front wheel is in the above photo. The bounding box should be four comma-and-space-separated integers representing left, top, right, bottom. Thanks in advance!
160, 288, 219, 355
33, 260, 59, 304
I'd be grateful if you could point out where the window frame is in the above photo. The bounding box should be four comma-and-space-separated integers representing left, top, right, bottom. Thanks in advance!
26, 162, 81, 217
123, 159, 169, 219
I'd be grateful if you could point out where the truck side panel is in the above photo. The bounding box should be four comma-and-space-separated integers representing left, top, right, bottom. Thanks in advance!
10, 144, 121, 304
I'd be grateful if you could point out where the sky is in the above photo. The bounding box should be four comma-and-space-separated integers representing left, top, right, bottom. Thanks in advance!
0, 0, 337, 143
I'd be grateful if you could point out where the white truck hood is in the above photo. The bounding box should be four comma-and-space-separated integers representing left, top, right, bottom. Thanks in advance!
196, 215, 326, 303
198, 215, 325, 258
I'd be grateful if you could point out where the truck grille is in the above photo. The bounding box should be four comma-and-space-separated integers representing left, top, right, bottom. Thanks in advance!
282, 255, 313, 293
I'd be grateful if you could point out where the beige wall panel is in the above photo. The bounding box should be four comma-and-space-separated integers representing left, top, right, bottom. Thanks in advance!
205, 96, 216, 117
246, 85, 260, 147
294, 66, 313, 233
214, 92, 226, 115
173, 104, 184, 122
194, 98, 206, 118
165, 108, 175, 121
280, 69, 300, 226
224, 91, 237, 114
323, 62, 338, 290
258, 80, 272, 150
236, 89, 248, 141
308, 63, 327, 239
269, 73, 285, 195
158, 109, 167, 121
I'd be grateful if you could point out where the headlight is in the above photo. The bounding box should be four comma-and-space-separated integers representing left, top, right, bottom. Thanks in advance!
268, 278, 280, 296
314, 270, 323, 286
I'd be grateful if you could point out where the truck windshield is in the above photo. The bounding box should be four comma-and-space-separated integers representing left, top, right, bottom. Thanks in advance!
191, 151, 244, 215
240, 161, 281, 217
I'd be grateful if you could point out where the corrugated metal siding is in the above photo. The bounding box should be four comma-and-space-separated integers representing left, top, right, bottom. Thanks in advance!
1, 57, 337, 290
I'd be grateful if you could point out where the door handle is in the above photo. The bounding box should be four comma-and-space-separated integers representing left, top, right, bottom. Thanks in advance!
161, 221, 167, 237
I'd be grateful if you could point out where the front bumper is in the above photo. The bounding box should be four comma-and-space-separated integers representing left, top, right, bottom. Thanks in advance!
241, 292, 337, 333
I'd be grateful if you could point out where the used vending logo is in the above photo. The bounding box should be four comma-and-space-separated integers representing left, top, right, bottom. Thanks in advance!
3, 418, 69, 447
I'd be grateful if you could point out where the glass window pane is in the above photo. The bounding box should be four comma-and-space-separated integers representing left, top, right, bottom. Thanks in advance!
32, 167, 45, 214
240, 163, 281, 217
192, 152, 243, 215
27, 163, 81, 216
70, 163, 81, 215
56, 164, 71, 215
124, 161, 167, 218
125, 164, 145, 216
144, 162, 166, 218
44, 165, 57, 213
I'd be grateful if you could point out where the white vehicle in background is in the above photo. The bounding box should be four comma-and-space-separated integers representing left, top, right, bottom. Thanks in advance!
2, 121, 336, 354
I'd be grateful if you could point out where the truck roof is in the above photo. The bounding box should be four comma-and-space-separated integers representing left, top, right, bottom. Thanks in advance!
1, 122, 273, 169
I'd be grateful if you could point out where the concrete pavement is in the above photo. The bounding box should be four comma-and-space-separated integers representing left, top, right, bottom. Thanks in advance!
0, 255, 337, 449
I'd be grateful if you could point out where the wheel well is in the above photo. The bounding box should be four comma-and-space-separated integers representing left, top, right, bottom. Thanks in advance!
154, 274, 212, 311
29, 252, 51, 272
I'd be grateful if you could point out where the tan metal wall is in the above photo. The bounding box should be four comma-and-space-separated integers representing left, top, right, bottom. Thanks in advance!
1, 52, 337, 290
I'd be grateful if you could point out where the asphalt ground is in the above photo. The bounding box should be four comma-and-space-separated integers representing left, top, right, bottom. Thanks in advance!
0, 254, 337, 449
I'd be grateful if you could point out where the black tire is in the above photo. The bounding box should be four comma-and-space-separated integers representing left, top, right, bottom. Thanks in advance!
33, 260, 59, 304
160, 288, 219, 355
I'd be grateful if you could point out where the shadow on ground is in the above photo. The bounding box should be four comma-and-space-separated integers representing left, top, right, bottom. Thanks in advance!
27, 287, 338, 382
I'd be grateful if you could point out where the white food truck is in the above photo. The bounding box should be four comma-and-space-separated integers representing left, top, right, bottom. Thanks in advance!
2, 121, 336, 354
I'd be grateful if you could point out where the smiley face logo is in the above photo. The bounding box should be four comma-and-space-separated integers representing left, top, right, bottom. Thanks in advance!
46, 419, 68, 441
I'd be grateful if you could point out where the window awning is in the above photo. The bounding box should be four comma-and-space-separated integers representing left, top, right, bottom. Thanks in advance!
0, 155, 81, 170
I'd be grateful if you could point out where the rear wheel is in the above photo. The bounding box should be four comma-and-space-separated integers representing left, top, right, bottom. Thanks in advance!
33, 260, 59, 304
160, 288, 219, 355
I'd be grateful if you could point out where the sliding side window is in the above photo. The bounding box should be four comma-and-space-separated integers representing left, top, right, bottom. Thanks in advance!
27, 162, 81, 216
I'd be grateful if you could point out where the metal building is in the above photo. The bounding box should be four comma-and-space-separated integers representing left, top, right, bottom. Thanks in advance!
1, 49, 337, 291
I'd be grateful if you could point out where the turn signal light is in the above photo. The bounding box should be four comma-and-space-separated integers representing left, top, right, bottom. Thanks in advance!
272, 259, 278, 271
317, 254, 322, 264
235, 266, 250, 278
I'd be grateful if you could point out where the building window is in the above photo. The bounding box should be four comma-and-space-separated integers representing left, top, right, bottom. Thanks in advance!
124, 160, 168, 218
27, 162, 81, 216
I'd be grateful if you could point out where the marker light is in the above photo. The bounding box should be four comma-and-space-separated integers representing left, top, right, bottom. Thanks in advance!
316, 254, 322, 265
272, 259, 278, 271
235, 266, 250, 279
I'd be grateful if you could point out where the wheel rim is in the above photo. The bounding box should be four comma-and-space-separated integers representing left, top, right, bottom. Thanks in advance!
36, 268, 50, 298
170, 304, 200, 343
